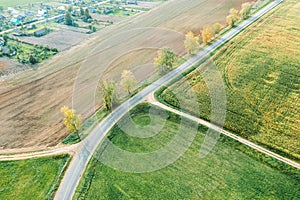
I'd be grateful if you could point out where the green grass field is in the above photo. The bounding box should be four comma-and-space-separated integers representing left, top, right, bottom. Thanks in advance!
75, 104, 300, 199
0, 0, 55, 7
158, 0, 300, 160
0, 155, 70, 200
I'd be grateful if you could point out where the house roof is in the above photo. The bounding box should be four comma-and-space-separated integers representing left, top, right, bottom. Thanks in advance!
2, 47, 10, 54
34, 28, 47, 35
10, 18, 21, 24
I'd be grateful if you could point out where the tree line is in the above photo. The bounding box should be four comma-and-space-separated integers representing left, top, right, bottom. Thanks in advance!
60, 2, 254, 135
184, 2, 254, 53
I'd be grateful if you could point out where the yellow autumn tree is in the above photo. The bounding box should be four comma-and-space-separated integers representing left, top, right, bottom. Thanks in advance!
184, 31, 200, 54
61, 106, 82, 133
120, 70, 137, 94
201, 26, 214, 44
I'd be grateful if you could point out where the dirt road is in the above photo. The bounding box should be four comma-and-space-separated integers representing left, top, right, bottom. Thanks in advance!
148, 93, 300, 169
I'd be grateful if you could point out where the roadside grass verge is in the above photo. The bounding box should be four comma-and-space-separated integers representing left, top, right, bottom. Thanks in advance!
156, 0, 300, 161
74, 103, 300, 199
0, 154, 71, 200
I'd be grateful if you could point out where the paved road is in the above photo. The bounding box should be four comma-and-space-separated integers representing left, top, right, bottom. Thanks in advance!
149, 96, 300, 170
55, 1, 283, 199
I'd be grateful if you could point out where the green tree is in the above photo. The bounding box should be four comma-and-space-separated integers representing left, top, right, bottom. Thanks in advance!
120, 70, 137, 94
3, 34, 8, 45
65, 12, 73, 26
29, 55, 37, 64
101, 80, 117, 111
80, 7, 84, 16
68, 5, 73, 13
184, 31, 199, 54
213, 22, 222, 35
60, 106, 82, 134
84, 8, 91, 22
240, 2, 253, 19
154, 48, 178, 74
226, 8, 240, 27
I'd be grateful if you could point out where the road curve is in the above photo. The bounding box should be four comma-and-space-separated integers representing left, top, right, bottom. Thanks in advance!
55, 1, 283, 199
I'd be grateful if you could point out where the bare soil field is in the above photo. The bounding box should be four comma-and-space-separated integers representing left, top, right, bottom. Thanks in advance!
56, 24, 90, 34
126, 1, 162, 9
0, 0, 247, 150
0, 58, 29, 78
90, 13, 124, 23
14, 29, 89, 51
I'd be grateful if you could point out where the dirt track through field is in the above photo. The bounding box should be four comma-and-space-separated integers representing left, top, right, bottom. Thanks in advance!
0, 143, 80, 161
147, 93, 300, 169
0, 0, 246, 150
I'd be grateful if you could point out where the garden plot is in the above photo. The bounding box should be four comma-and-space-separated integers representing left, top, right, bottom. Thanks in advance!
14, 29, 89, 51
91, 13, 124, 23
126, 1, 162, 9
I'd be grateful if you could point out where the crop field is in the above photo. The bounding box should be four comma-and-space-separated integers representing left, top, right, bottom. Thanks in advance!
14, 28, 89, 51
75, 104, 300, 199
0, 155, 70, 200
0, 0, 247, 150
159, 0, 300, 160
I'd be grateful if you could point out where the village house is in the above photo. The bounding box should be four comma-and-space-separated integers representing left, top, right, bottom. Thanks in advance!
10, 18, 21, 25
37, 9, 48, 17
34, 28, 47, 37
55, 15, 65, 23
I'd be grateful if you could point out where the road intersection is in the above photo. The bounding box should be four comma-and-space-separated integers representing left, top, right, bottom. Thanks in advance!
54, 1, 285, 199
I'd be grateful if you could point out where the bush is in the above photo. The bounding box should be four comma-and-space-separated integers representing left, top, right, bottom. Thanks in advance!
29, 55, 37, 64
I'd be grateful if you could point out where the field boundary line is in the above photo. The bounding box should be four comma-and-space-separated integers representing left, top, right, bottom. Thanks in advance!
0, 143, 80, 161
